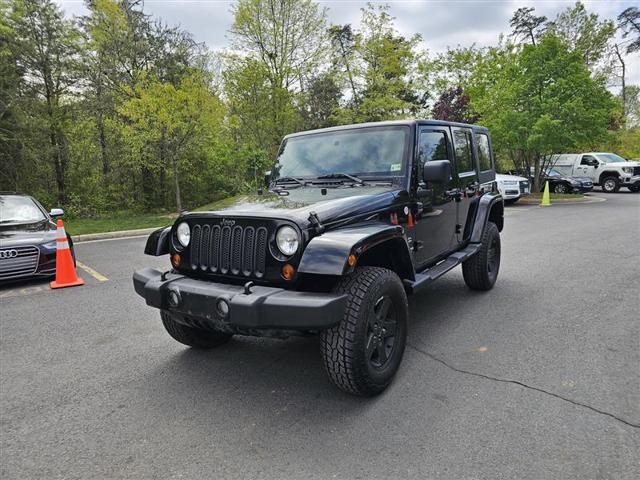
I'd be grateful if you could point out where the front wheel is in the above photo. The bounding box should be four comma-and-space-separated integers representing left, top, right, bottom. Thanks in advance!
601, 176, 620, 193
462, 221, 501, 291
320, 267, 408, 396
553, 182, 568, 194
161, 311, 233, 348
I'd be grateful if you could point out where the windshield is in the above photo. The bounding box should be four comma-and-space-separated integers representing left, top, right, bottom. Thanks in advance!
273, 126, 409, 180
547, 169, 563, 177
599, 153, 627, 163
0, 195, 46, 224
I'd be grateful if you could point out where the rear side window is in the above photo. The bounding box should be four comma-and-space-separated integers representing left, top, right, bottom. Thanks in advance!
475, 133, 492, 171
453, 130, 474, 173
581, 155, 597, 165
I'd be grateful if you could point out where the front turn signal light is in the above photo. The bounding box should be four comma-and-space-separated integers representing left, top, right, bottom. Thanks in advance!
171, 253, 182, 268
282, 263, 295, 280
347, 254, 357, 267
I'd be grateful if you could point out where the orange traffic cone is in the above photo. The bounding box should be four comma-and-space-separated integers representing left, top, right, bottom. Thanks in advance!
50, 219, 84, 289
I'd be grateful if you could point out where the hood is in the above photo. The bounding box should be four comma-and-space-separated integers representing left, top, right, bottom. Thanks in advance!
183, 186, 406, 228
602, 161, 640, 167
496, 173, 528, 182
0, 220, 57, 248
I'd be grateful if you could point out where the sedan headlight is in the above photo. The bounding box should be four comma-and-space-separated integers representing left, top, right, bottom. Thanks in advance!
276, 226, 299, 256
176, 222, 191, 247
622, 167, 633, 174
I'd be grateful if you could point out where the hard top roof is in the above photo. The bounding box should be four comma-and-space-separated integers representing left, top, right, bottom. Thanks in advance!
284, 119, 489, 139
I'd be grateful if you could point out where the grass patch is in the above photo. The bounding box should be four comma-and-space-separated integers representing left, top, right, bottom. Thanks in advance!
193, 195, 243, 211
518, 192, 588, 204
64, 211, 176, 235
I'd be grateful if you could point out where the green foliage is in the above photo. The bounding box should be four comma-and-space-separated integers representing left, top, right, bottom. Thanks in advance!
469, 35, 616, 187
0, 0, 637, 221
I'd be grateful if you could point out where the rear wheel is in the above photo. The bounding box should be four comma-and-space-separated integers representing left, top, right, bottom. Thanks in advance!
462, 221, 501, 291
601, 176, 620, 193
161, 311, 233, 348
320, 267, 408, 396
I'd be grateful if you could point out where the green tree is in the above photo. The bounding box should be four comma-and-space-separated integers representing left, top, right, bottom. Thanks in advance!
509, 7, 547, 46
470, 35, 615, 190
546, 1, 615, 69
11, 0, 82, 204
341, 3, 424, 122
118, 73, 227, 212
618, 7, 640, 54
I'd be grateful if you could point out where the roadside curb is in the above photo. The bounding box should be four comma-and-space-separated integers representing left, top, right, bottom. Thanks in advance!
73, 227, 160, 243
517, 196, 607, 206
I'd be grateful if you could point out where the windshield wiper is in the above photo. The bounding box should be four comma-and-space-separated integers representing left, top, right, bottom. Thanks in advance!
271, 176, 307, 188
315, 173, 364, 185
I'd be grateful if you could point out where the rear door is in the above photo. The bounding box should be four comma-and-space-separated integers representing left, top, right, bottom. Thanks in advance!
451, 126, 479, 240
412, 126, 458, 267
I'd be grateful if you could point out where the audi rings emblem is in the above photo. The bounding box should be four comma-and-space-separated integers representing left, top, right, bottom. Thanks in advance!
0, 249, 19, 259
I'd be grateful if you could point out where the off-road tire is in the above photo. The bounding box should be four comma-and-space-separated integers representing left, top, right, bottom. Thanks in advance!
320, 267, 408, 396
601, 176, 620, 193
628, 184, 640, 193
462, 221, 500, 291
161, 310, 232, 348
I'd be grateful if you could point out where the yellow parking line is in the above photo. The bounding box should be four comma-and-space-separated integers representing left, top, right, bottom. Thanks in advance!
76, 261, 109, 282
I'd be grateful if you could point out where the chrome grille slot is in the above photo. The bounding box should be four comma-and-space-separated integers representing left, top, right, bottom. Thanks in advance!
0, 245, 40, 279
188, 221, 270, 278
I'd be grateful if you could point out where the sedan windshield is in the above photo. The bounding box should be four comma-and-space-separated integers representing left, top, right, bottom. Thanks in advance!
273, 126, 409, 180
0, 196, 46, 224
599, 153, 627, 163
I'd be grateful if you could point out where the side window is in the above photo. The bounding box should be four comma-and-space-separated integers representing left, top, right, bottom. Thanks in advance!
475, 133, 492, 171
453, 130, 474, 173
418, 131, 448, 164
581, 155, 597, 166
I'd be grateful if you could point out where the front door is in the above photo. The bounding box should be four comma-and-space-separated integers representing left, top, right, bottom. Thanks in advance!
412, 127, 458, 267
578, 154, 599, 181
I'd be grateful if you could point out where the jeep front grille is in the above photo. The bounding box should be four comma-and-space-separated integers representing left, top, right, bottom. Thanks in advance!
190, 223, 268, 277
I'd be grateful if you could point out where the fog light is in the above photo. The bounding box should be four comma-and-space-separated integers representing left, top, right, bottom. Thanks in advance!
216, 298, 230, 318
168, 289, 181, 307
171, 253, 182, 268
282, 263, 295, 280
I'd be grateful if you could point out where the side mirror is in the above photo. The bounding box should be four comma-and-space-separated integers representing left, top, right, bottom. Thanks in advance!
264, 170, 272, 187
593, 162, 599, 169
423, 160, 452, 184
49, 208, 64, 217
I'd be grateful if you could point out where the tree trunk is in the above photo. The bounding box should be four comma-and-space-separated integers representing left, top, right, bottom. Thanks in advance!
614, 44, 626, 119
172, 157, 182, 214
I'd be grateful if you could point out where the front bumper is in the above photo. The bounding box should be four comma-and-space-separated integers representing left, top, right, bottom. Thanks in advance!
133, 268, 348, 331
621, 175, 640, 186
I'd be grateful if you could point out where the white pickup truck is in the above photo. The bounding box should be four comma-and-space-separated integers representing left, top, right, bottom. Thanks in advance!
551, 153, 640, 193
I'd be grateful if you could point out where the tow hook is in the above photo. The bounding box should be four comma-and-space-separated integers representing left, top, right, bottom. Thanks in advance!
244, 281, 254, 295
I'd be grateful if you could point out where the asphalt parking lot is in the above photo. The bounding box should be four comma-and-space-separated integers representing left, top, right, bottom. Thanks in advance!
1, 192, 639, 480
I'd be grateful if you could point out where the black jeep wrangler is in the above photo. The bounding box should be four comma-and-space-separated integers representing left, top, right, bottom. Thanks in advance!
134, 120, 504, 396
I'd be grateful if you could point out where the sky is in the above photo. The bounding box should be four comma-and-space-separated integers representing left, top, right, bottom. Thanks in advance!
56, 0, 640, 86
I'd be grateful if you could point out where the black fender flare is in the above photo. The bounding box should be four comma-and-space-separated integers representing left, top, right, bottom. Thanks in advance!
298, 221, 414, 280
144, 226, 172, 256
470, 192, 504, 243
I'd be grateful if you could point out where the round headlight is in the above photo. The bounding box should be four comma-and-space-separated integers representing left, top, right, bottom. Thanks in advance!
276, 226, 299, 256
176, 222, 191, 247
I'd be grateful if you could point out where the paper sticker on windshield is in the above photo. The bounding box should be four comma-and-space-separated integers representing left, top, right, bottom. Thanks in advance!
390, 163, 401, 172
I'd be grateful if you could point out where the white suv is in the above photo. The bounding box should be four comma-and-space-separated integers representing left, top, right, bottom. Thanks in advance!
495, 173, 530, 204
552, 153, 640, 193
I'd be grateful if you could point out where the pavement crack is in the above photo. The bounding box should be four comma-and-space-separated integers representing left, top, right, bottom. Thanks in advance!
407, 343, 640, 429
